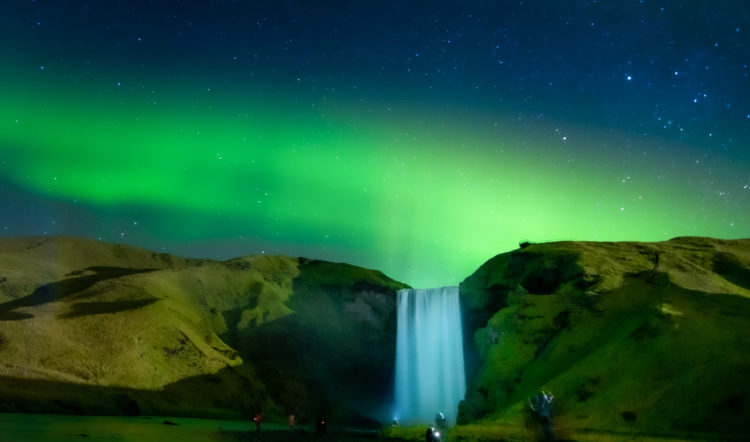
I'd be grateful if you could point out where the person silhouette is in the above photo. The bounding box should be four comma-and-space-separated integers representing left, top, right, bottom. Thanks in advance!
253, 413, 262, 432
528, 390, 554, 440
435, 412, 446, 429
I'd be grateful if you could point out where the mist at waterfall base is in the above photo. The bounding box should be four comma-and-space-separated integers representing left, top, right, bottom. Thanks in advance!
394, 287, 467, 427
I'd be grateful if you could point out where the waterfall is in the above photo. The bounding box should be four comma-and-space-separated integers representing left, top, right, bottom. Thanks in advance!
394, 286, 466, 426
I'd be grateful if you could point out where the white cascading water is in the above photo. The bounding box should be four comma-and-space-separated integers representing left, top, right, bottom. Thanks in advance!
394, 286, 466, 426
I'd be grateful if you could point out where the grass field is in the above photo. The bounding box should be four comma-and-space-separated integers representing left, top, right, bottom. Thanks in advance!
3, 413, 744, 442
0, 413, 392, 442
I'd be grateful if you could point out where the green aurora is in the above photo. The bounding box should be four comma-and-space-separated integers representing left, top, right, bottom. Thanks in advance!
2, 67, 746, 287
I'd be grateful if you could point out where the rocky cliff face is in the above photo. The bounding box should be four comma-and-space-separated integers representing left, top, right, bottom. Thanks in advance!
458, 237, 750, 437
0, 236, 407, 424
229, 258, 408, 424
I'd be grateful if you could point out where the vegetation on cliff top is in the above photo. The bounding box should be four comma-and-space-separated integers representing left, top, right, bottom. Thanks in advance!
458, 237, 750, 438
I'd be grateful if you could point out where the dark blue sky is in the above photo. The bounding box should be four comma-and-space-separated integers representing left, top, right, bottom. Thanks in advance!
5, 0, 749, 147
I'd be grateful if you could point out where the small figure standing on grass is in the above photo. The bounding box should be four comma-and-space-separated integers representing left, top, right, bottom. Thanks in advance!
528, 390, 553, 418
316, 417, 327, 436
528, 389, 554, 440
435, 412, 446, 429
253, 413, 262, 433
425, 426, 441, 442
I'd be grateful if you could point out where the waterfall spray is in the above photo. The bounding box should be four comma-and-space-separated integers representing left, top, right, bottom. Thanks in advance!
394, 286, 466, 426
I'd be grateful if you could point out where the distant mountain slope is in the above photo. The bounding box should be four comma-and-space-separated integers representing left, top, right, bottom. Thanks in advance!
458, 237, 750, 438
0, 236, 194, 304
0, 236, 407, 423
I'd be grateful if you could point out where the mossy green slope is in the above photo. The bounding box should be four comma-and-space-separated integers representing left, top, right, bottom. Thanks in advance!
0, 236, 407, 423
458, 237, 750, 438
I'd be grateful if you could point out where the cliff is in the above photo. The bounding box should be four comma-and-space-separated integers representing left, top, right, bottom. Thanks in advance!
458, 237, 750, 438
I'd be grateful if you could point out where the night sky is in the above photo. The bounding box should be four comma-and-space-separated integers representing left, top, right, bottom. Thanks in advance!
1, 1, 749, 287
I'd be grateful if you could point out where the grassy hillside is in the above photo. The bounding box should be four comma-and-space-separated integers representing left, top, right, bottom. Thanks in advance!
458, 237, 750, 439
0, 236, 194, 304
0, 236, 407, 424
